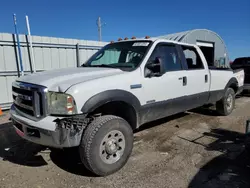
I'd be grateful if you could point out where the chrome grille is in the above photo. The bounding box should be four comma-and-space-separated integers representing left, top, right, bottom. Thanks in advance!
12, 81, 48, 120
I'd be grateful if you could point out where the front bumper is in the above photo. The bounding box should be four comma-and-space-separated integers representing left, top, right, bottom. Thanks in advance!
10, 104, 85, 148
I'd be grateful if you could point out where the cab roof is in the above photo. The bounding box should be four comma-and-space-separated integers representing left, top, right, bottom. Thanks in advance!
112, 37, 197, 48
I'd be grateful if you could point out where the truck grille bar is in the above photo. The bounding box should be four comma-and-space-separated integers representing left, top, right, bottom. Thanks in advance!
12, 81, 48, 120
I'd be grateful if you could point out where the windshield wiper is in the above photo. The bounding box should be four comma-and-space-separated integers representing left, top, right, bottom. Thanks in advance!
91, 64, 117, 68
81, 64, 90, 67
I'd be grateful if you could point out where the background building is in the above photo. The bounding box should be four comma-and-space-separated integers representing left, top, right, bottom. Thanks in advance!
157, 29, 229, 68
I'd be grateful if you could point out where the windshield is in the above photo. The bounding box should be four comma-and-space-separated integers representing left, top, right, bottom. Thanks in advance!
83, 41, 152, 70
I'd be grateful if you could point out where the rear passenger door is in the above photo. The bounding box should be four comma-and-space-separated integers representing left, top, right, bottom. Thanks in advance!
178, 45, 210, 108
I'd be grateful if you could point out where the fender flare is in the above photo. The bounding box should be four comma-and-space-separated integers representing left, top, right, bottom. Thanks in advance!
224, 77, 238, 92
81, 89, 141, 114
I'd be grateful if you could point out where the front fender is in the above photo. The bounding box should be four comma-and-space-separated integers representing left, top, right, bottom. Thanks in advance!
81, 89, 141, 113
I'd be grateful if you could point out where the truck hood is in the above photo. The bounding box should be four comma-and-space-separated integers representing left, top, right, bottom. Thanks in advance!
17, 67, 124, 92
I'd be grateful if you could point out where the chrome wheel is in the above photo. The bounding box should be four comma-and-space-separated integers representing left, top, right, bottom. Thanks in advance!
226, 93, 233, 111
99, 130, 125, 164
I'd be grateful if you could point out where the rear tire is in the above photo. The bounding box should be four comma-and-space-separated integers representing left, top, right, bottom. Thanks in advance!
216, 87, 235, 116
79, 115, 133, 176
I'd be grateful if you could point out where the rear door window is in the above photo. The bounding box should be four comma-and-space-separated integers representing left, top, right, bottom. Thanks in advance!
181, 46, 204, 70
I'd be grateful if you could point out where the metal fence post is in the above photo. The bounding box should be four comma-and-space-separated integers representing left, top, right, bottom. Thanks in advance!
76, 43, 80, 67
12, 34, 20, 77
25, 34, 33, 73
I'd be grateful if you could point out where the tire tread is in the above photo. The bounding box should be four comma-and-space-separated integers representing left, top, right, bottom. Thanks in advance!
216, 87, 235, 116
79, 115, 125, 176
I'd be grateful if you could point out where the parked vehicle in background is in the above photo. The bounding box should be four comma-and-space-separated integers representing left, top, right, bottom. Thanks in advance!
10, 37, 244, 176
231, 57, 250, 91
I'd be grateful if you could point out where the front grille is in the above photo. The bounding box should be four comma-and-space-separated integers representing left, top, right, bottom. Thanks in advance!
15, 103, 34, 116
13, 87, 33, 96
12, 82, 47, 119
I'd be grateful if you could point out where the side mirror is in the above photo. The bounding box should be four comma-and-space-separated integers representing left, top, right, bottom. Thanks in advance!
145, 57, 164, 77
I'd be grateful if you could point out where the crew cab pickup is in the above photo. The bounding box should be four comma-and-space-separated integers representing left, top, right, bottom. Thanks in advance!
10, 38, 244, 176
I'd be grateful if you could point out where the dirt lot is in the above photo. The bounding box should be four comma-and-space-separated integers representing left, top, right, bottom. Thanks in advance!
1, 96, 250, 188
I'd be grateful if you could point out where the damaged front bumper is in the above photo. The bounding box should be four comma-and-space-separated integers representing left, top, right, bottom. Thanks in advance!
10, 105, 91, 148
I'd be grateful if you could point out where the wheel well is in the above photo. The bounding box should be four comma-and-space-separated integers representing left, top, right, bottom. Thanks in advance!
90, 101, 138, 130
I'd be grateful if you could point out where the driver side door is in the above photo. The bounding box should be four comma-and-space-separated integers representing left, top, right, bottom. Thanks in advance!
140, 43, 187, 124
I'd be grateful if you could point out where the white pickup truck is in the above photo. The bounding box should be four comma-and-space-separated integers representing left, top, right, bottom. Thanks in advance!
10, 37, 244, 176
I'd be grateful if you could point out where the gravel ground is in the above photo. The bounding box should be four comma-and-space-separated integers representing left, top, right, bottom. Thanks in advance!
1, 96, 250, 188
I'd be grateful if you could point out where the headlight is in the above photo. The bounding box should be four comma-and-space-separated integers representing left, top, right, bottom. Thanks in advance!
47, 91, 77, 115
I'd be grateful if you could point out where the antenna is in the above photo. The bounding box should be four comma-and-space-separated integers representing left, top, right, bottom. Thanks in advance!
96, 17, 106, 41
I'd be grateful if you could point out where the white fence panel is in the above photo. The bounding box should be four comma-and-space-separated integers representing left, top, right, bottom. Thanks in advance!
0, 32, 107, 109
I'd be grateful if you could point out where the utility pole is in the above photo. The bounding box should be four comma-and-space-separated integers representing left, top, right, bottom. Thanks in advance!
97, 17, 102, 41
97, 17, 106, 41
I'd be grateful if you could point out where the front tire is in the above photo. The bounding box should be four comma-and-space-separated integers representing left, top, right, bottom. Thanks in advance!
216, 87, 235, 116
79, 115, 133, 176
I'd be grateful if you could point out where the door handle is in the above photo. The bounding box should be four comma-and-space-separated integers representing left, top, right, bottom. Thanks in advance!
183, 76, 187, 86
205, 74, 208, 83
179, 76, 187, 86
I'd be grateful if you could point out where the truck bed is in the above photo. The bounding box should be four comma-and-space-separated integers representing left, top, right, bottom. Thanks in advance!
209, 66, 243, 73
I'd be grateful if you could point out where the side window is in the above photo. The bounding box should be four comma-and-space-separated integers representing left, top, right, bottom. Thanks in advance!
148, 44, 182, 72
181, 46, 204, 70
